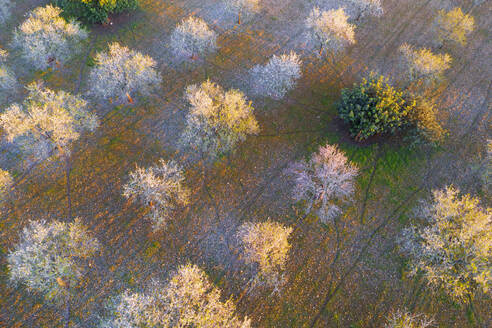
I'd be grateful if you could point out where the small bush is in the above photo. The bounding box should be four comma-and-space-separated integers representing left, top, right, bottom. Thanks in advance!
338, 75, 443, 142
53, 0, 138, 24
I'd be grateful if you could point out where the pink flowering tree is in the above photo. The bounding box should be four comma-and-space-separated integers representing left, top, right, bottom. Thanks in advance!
286, 144, 358, 223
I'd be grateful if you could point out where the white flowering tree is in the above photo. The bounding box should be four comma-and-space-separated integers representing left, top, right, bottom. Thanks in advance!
0, 168, 13, 202
12, 5, 88, 70
0, 82, 99, 219
0, 49, 16, 101
179, 80, 259, 162
399, 187, 491, 303
399, 43, 451, 84
8, 219, 100, 327
100, 264, 251, 327
435, 7, 474, 47
249, 52, 302, 100
347, 0, 383, 20
384, 310, 434, 328
170, 16, 217, 61
237, 220, 293, 292
0, 0, 12, 25
88, 42, 162, 104
224, 0, 260, 24
123, 159, 190, 230
305, 7, 356, 56
286, 144, 358, 223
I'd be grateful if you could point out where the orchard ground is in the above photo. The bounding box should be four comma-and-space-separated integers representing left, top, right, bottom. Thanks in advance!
0, 0, 490, 327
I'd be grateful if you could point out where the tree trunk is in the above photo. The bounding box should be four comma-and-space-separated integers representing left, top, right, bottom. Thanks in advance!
238, 12, 241, 25
319, 43, 323, 56
65, 156, 72, 220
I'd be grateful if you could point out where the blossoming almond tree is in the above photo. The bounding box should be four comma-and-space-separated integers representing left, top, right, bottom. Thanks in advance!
88, 42, 162, 104
224, 0, 260, 24
123, 159, 190, 230
435, 7, 474, 47
178, 80, 259, 162
100, 264, 251, 327
347, 0, 383, 20
305, 7, 356, 56
286, 144, 358, 223
237, 220, 293, 293
170, 16, 217, 61
0, 82, 99, 219
399, 187, 491, 303
12, 5, 88, 70
249, 52, 302, 100
8, 219, 100, 328
399, 43, 452, 84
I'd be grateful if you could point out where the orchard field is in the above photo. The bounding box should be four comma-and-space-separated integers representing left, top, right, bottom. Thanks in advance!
0, 0, 490, 327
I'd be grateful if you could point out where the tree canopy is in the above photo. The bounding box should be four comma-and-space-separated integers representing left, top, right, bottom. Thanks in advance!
399, 187, 492, 302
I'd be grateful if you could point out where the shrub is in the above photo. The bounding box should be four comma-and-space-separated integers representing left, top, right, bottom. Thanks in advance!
12, 5, 88, 71
54, 0, 138, 24
338, 75, 415, 140
339, 75, 444, 142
